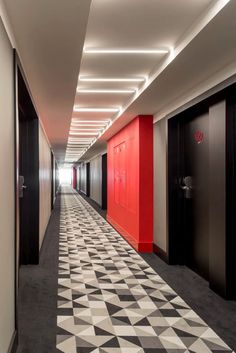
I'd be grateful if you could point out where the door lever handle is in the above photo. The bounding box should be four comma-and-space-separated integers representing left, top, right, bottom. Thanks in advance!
180, 185, 188, 190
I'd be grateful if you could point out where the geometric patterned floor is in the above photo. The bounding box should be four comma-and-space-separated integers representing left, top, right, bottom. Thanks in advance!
57, 187, 234, 353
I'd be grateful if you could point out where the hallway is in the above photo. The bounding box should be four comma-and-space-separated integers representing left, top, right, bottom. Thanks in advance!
56, 188, 233, 353
2, 2, 236, 353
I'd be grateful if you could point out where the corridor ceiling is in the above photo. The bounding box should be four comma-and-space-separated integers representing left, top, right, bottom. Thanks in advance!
3, 0, 234, 164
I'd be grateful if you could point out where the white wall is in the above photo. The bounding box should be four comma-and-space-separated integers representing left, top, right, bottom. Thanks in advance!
39, 124, 52, 249
90, 155, 102, 206
154, 118, 168, 252
0, 17, 16, 353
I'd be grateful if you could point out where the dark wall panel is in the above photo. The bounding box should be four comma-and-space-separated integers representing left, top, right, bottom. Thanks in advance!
86, 162, 90, 197
209, 101, 226, 296
102, 154, 107, 210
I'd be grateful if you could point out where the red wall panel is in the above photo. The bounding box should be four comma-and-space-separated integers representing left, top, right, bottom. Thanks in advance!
107, 115, 153, 252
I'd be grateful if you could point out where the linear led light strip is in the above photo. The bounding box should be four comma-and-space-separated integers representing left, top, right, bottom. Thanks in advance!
68, 142, 94, 145
68, 139, 93, 141
71, 124, 107, 128
73, 107, 120, 112
77, 89, 136, 94
69, 132, 99, 136
71, 119, 110, 124
68, 140, 92, 143
84, 48, 169, 54
67, 145, 89, 147
70, 127, 103, 131
72, 119, 110, 122
68, 137, 94, 140
66, 149, 85, 151
79, 76, 145, 82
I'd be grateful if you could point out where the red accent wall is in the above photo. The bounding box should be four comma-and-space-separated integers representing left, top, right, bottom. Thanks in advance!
107, 115, 153, 252
72, 167, 77, 189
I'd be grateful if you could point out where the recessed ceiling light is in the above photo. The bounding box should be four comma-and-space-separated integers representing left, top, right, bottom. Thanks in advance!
76, 89, 136, 94
84, 48, 169, 54
73, 107, 120, 112
79, 77, 145, 82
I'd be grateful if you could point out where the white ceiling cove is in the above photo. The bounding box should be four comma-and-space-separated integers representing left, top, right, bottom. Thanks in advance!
3, 0, 234, 164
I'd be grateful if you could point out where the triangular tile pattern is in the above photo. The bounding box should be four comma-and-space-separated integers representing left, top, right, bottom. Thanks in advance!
57, 187, 234, 353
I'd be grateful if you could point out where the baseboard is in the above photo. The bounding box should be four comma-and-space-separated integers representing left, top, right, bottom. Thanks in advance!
7, 330, 18, 353
153, 244, 169, 263
107, 215, 153, 253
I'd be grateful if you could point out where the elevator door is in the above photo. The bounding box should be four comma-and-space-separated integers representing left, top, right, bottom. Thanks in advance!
182, 112, 209, 280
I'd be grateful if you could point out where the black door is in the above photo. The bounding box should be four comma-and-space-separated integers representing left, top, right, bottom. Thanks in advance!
181, 112, 209, 280
86, 162, 90, 197
102, 154, 107, 210
18, 67, 39, 265
168, 86, 236, 299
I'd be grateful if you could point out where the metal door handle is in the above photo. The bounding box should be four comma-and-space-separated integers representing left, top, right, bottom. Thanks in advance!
180, 185, 188, 190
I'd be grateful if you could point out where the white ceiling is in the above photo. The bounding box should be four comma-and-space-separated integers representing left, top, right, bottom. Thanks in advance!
3, 0, 92, 161
2, 0, 234, 164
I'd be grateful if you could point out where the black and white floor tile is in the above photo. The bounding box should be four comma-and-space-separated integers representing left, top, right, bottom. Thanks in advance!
57, 187, 233, 353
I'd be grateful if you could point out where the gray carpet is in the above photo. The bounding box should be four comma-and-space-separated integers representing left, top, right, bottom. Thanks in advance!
79, 191, 236, 351
16, 195, 61, 353
16, 190, 236, 352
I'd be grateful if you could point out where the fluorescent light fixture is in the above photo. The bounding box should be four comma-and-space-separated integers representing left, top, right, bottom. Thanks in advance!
73, 107, 120, 112
84, 48, 169, 54
76, 89, 135, 94
79, 76, 145, 82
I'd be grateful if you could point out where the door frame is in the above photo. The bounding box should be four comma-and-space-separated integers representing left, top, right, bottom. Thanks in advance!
14, 49, 40, 267
168, 84, 236, 299
102, 154, 107, 209
51, 151, 54, 210
86, 162, 90, 197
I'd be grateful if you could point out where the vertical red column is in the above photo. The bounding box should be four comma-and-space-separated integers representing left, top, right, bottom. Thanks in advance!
72, 167, 77, 189
107, 115, 153, 252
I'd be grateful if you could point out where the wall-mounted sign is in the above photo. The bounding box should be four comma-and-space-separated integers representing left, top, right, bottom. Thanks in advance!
194, 130, 204, 144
